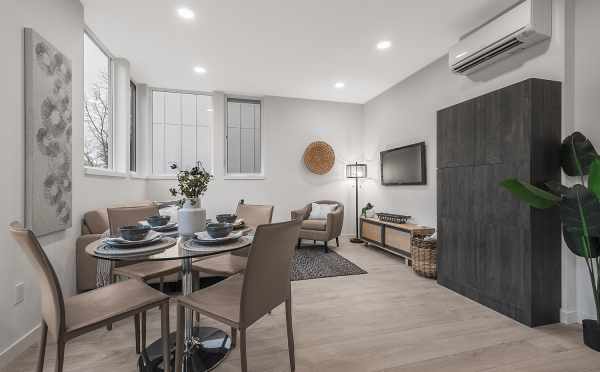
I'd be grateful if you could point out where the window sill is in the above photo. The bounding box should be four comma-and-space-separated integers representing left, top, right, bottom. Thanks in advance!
84, 167, 128, 178
146, 175, 178, 180
224, 174, 266, 180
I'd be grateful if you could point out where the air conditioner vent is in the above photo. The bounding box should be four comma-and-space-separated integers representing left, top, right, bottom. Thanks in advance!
453, 38, 523, 73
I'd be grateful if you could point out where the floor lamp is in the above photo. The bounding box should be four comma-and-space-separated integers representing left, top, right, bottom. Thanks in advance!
346, 162, 367, 243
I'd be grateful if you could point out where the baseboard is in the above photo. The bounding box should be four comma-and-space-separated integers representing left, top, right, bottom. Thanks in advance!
560, 308, 579, 324
0, 323, 40, 370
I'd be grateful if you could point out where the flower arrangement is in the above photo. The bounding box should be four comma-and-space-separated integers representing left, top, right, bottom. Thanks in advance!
168, 163, 213, 208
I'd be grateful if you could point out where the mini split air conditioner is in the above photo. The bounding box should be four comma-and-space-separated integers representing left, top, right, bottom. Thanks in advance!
449, 0, 551, 75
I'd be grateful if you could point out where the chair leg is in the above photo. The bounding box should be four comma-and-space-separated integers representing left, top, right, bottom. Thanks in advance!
324, 241, 329, 253
297, 238, 301, 247
286, 298, 296, 371
134, 313, 141, 354
36, 320, 48, 372
141, 311, 147, 350
106, 323, 112, 331
336, 237, 340, 247
55, 341, 65, 372
240, 328, 248, 372
161, 303, 171, 372
175, 304, 185, 372
160, 277, 165, 292
313, 240, 316, 245
231, 327, 237, 348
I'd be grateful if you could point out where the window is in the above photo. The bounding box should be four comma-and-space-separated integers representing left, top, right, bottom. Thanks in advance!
152, 90, 213, 175
83, 32, 112, 169
129, 81, 136, 172
226, 98, 261, 175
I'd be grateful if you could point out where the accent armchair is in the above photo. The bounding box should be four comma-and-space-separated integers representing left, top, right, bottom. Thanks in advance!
291, 200, 344, 252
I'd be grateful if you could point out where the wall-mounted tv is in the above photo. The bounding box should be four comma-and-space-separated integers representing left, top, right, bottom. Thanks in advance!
380, 142, 426, 185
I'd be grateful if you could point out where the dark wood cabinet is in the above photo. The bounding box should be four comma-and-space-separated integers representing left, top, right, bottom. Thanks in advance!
436, 79, 561, 327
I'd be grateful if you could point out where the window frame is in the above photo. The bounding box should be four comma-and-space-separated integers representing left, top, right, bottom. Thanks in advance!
224, 95, 265, 179
129, 80, 137, 172
150, 87, 214, 178
83, 27, 115, 172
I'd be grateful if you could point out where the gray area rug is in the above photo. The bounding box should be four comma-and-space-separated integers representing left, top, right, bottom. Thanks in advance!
291, 246, 367, 281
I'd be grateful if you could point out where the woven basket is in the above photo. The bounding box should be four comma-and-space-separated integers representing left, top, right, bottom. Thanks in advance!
303, 141, 335, 175
411, 231, 437, 279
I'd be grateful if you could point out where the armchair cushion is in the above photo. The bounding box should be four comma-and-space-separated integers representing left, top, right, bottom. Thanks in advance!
302, 219, 327, 231
308, 203, 337, 220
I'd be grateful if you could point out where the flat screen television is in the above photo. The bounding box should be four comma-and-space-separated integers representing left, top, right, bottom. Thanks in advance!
380, 142, 426, 185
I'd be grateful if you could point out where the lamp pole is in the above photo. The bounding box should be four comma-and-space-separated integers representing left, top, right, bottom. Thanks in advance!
350, 162, 363, 243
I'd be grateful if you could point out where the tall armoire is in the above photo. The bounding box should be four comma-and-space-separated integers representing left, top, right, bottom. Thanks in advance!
436, 78, 561, 327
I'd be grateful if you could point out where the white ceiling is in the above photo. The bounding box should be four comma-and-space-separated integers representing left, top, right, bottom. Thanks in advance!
81, 0, 519, 103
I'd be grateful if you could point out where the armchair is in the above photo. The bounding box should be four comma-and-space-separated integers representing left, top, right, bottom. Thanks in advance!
291, 200, 344, 252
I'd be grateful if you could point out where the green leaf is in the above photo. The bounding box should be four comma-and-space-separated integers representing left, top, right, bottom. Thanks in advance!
563, 226, 600, 258
590, 158, 600, 201
500, 178, 561, 209
560, 132, 598, 176
560, 185, 600, 237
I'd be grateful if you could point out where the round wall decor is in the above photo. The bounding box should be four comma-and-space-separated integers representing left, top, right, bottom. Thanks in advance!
303, 141, 335, 175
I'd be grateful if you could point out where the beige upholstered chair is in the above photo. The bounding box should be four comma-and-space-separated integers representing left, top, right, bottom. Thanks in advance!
8, 222, 171, 372
175, 219, 302, 372
291, 200, 344, 252
191, 202, 274, 277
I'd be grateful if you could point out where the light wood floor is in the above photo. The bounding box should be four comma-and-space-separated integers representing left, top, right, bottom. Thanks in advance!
5, 238, 600, 372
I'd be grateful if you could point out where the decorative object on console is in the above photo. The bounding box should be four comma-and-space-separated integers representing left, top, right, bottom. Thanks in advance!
501, 131, 600, 350
24, 28, 73, 236
169, 163, 213, 236
376, 212, 410, 224
303, 141, 335, 174
346, 162, 368, 243
361, 203, 374, 218
411, 231, 437, 279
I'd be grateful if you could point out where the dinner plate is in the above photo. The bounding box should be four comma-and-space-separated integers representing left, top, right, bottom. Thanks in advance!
104, 231, 162, 248
151, 222, 178, 232
95, 237, 176, 257
193, 231, 243, 245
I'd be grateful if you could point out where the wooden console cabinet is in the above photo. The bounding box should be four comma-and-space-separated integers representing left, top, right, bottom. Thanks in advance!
360, 217, 435, 264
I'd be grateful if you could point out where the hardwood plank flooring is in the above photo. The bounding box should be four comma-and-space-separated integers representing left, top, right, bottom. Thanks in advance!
5, 239, 600, 372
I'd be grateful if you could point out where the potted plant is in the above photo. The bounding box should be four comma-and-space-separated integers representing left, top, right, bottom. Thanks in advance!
169, 163, 213, 236
501, 132, 600, 351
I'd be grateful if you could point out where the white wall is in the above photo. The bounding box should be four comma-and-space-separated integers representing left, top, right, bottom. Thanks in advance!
571, 0, 600, 322
0, 0, 146, 364
146, 94, 364, 234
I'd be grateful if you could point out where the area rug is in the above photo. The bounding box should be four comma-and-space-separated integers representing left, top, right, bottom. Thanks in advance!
291, 246, 367, 281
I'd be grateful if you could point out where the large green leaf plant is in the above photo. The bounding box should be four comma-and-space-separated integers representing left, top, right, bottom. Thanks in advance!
500, 132, 600, 322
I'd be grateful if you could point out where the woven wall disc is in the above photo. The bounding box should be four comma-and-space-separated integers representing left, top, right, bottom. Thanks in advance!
303, 141, 335, 175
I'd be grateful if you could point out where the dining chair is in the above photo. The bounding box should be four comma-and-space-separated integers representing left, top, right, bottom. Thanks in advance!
191, 202, 274, 277
107, 205, 181, 351
8, 222, 172, 372
175, 219, 302, 372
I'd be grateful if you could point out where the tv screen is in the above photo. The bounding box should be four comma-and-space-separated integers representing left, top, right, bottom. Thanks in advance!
380, 142, 426, 185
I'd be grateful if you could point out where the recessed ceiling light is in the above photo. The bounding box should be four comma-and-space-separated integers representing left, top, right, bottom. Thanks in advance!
193, 66, 206, 74
334, 81, 345, 89
207, 108, 213, 112
177, 7, 195, 20
376, 40, 392, 50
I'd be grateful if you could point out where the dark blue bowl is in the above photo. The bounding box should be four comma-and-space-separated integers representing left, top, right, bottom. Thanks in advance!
120, 225, 152, 241
206, 223, 233, 239
146, 215, 171, 227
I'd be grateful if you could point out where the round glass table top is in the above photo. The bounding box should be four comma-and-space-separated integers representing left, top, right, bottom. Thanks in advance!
85, 234, 253, 261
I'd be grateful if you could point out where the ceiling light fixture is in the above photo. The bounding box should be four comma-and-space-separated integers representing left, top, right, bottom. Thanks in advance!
193, 66, 206, 74
334, 81, 345, 89
376, 40, 392, 50
207, 108, 213, 112
177, 7, 195, 20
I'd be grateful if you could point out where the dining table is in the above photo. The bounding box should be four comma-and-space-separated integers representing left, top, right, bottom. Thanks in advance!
85, 230, 253, 372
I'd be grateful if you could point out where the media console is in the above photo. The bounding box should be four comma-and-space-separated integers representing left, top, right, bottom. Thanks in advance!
360, 217, 435, 264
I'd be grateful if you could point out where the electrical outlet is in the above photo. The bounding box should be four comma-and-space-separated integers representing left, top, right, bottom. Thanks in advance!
15, 282, 24, 305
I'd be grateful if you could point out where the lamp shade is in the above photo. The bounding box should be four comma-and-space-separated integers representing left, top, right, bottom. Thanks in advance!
346, 162, 367, 178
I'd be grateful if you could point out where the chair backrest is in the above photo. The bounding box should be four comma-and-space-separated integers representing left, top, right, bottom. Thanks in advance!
8, 222, 65, 340
107, 205, 159, 235
82, 208, 109, 235
236, 202, 274, 230
240, 219, 301, 327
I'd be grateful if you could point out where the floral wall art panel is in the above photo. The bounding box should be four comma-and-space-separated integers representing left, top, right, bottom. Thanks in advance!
25, 28, 73, 235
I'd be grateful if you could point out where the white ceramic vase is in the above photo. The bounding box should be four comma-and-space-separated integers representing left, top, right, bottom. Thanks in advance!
178, 198, 206, 237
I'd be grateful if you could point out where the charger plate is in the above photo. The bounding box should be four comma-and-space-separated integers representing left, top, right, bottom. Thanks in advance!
184, 236, 252, 253
94, 237, 177, 258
